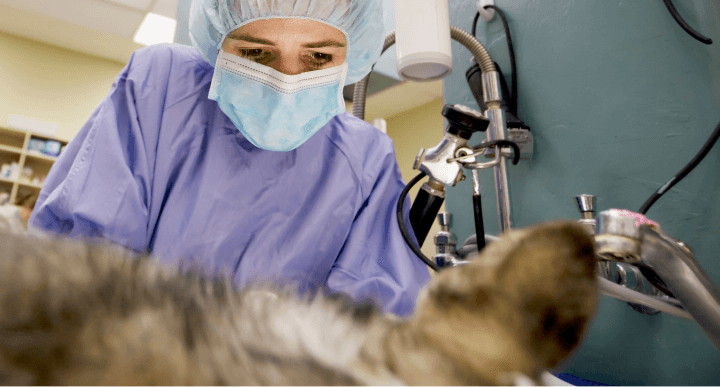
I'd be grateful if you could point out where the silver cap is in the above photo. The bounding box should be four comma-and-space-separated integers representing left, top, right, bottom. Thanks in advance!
437, 212, 452, 230
597, 209, 639, 238
575, 194, 595, 214
595, 209, 642, 263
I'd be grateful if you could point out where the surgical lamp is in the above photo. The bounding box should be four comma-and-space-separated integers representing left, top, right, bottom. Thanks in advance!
393, 0, 453, 82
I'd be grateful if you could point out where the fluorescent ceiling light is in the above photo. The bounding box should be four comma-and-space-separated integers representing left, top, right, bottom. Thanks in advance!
134, 12, 177, 46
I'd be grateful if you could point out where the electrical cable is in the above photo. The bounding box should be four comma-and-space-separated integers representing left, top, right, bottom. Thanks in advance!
483, 5, 518, 116
662, 0, 713, 45
472, 7, 518, 116
397, 172, 441, 272
472, 193, 486, 251
639, 119, 720, 214
471, 11, 480, 38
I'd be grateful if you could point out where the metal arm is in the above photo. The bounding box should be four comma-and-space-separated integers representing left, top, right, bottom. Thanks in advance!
638, 226, 720, 349
595, 209, 720, 350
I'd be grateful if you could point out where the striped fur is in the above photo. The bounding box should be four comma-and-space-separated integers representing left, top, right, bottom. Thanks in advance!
0, 221, 597, 385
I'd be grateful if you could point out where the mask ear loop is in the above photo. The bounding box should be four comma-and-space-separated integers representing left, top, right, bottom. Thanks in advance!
208, 49, 229, 102
335, 62, 350, 113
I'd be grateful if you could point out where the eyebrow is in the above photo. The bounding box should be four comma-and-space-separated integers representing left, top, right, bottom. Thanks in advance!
227, 33, 346, 48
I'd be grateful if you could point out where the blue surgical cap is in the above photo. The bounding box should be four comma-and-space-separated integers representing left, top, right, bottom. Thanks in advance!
189, 0, 385, 85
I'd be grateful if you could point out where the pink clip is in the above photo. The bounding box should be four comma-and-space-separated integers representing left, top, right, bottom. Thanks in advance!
611, 209, 660, 228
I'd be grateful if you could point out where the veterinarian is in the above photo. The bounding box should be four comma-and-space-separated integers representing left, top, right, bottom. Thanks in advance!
29, 0, 431, 317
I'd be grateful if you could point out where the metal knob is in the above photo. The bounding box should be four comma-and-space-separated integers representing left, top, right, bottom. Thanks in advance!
437, 211, 451, 230
575, 194, 597, 234
442, 104, 490, 139
575, 194, 595, 219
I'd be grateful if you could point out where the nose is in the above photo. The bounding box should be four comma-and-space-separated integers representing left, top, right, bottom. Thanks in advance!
273, 57, 304, 76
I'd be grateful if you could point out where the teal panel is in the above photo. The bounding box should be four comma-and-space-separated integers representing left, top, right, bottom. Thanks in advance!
443, 0, 720, 385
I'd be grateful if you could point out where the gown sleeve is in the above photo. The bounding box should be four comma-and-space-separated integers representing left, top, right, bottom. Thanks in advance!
325, 134, 432, 317
28, 46, 166, 252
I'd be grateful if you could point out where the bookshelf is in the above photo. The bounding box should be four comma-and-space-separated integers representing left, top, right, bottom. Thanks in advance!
0, 126, 68, 207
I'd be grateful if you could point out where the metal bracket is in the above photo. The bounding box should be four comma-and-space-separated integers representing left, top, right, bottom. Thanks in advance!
507, 128, 533, 160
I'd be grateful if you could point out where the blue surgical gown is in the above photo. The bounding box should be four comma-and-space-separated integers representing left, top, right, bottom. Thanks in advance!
30, 44, 431, 317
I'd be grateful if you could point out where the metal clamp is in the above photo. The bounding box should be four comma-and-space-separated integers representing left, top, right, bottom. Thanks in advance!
452, 146, 500, 170
448, 140, 521, 169
413, 135, 468, 187
507, 128, 533, 160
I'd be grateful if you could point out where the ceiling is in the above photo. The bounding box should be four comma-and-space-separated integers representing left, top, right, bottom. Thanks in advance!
0, 0, 177, 64
0, 0, 444, 119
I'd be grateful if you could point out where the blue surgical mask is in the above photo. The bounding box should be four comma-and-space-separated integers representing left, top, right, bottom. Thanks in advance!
209, 49, 349, 152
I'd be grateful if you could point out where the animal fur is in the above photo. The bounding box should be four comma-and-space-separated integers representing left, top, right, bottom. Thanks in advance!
0, 221, 598, 385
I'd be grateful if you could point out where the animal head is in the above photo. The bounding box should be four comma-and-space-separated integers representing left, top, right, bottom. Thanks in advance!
410, 221, 598, 382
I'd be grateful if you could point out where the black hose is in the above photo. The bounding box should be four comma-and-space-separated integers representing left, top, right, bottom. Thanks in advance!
662, 0, 713, 45
639, 119, 720, 214
472, 194, 486, 251
472, 8, 518, 116
483, 5, 518, 116
397, 172, 440, 272
471, 11, 480, 38
409, 188, 445, 247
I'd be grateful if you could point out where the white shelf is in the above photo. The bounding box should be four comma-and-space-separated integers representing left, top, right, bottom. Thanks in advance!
0, 144, 23, 154
0, 126, 67, 207
17, 181, 43, 190
25, 152, 59, 162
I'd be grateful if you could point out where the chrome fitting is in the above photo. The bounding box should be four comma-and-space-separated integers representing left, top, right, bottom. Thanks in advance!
433, 211, 462, 268
481, 71, 502, 104
595, 209, 642, 263
420, 180, 446, 199
414, 132, 469, 187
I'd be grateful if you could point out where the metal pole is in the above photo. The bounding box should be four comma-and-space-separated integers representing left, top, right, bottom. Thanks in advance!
482, 71, 512, 232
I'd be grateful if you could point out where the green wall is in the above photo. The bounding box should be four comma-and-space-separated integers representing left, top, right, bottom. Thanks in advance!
443, 0, 720, 384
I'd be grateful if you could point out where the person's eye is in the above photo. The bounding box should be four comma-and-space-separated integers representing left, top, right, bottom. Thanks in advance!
308, 52, 333, 69
239, 48, 271, 62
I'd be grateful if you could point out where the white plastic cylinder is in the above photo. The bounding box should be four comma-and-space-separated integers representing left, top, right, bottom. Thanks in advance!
394, 0, 453, 82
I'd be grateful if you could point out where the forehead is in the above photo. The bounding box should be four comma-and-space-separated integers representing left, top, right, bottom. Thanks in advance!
229, 18, 347, 44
